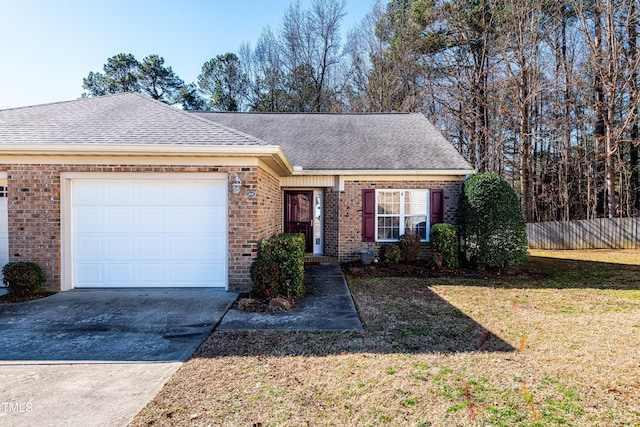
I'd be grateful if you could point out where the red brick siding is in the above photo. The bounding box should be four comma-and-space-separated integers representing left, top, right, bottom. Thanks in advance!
2, 164, 276, 292
336, 180, 464, 261
323, 189, 340, 257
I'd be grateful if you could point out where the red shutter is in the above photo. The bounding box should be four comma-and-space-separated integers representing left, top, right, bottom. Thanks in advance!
430, 189, 444, 225
362, 189, 376, 242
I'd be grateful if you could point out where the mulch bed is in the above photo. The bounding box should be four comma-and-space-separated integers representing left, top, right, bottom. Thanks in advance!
340, 260, 549, 281
0, 291, 57, 304
341, 260, 481, 279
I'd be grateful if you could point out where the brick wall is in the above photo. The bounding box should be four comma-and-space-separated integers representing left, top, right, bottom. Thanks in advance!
1, 164, 277, 292
323, 189, 340, 257
337, 179, 464, 261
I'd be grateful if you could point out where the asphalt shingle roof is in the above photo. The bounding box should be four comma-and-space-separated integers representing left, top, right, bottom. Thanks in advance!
193, 112, 473, 171
0, 93, 472, 173
0, 92, 264, 146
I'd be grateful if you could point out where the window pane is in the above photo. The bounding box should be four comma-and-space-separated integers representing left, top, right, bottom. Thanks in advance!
378, 191, 400, 215
404, 216, 427, 239
378, 217, 399, 240
404, 190, 427, 215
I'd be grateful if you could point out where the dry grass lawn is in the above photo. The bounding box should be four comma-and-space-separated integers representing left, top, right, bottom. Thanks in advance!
131, 250, 640, 427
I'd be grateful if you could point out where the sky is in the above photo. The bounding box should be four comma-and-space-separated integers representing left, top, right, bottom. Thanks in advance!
0, 0, 374, 110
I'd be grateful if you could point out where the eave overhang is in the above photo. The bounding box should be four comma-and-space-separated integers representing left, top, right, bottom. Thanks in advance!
0, 143, 293, 176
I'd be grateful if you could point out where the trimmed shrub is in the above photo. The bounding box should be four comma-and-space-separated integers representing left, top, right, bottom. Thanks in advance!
2, 262, 45, 298
429, 223, 459, 267
398, 234, 422, 262
380, 244, 401, 265
250, 233, 305, 298
459, 172, 529, 269
249, 257, 280, 299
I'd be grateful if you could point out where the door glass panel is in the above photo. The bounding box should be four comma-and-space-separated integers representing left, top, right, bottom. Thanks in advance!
287, 193, 310, 222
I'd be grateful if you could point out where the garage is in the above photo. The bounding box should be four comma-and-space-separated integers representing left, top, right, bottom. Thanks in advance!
68, 175, 227, 289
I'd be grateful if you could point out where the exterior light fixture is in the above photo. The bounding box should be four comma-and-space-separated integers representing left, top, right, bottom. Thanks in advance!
231, 174, 242, 194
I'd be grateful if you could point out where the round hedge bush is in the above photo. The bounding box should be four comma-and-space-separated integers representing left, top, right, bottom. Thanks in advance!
459, 172, 529, 269
2, 261, 45, 298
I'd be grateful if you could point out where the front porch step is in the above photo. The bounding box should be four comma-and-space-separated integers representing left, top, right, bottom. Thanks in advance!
304, 255, 338, 264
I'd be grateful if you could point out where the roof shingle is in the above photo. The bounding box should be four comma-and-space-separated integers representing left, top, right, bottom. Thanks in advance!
0, 92, 265, 146
193, 112, 472, 171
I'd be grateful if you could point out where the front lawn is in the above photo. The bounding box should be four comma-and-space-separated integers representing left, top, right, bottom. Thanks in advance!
131, 251, 640, 426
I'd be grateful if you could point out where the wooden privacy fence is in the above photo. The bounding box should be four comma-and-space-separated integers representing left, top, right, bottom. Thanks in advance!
526, 217, 640, 249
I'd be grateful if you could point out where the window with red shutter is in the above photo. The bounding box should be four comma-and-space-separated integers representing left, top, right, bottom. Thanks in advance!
362, 189, 375, 242
430, 189, 444, 225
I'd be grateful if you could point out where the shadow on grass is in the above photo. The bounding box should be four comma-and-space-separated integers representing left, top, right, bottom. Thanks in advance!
196, 255, 640, 359
195, 281, 515, 358
478, 256, 640, 290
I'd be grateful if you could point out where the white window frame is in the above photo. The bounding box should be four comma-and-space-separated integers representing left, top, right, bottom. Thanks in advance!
375, 189, 430, 242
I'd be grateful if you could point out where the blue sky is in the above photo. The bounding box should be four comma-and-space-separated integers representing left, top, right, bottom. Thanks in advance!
0, 0, 374, 109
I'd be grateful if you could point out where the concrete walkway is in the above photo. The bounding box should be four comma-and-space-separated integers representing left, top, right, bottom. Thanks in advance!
0, 288, 237, 427
218, 263, 363, 331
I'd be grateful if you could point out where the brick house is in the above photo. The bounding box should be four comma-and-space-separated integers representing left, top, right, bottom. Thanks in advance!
0, 93, 473, 292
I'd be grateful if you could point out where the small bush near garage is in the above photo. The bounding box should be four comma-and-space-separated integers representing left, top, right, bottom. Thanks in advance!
380, 244, 401, 265
250, 233, 305, 299
2, 262, 45, 298
459, 172, 529, 269
398, 234, 422, 262
429, 223, 459, 267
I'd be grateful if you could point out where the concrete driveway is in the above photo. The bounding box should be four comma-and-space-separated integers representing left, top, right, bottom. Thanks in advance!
0, 288, 237, 427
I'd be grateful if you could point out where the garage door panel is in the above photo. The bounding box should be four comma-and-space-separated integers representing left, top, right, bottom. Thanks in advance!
106, 236, 133, 257
72, 178, 227, 288
75, 263, 104, 285
135, 207, 163, 231
75, 207, 103, 231
135, 236, 164, 257
74, 182, 103, 204
75, 236, 103, 257
135, 182, 164, 204
105, 208, 135, 232
107, 264, 135, 283
104, 182, 134, 205
137, 264, 165, 283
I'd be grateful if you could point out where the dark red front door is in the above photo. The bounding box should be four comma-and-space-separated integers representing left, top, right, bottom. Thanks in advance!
285, 191, 313, 253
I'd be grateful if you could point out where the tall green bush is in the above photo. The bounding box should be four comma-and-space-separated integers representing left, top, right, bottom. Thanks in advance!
2, 262, 45, 298
459, 172, 529, 269
250, 233, 305, 298
429, 223, 459, 267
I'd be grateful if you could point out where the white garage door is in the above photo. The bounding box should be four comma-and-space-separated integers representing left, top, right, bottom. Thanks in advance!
0, 184, 8, 278
72, 178, 227, 288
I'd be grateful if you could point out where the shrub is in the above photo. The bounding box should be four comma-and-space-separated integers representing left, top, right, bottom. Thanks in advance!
2, 262, 45, 298
250, 233, 305, 298
380, 244, 401, 265
429, 223, 459, 267
459, 172, 529, 269
398, 234, 422, 262
249, 257, 280, 299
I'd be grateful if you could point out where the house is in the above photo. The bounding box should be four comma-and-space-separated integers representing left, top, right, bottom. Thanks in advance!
0, 93, 473, 292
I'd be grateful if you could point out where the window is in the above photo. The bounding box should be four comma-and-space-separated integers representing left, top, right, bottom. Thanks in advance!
0, 186, 6, 198
362, 188, 443, 243
377, 190, 429, 241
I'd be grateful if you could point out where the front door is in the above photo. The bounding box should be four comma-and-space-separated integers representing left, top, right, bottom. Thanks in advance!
285, 191, 313, 253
